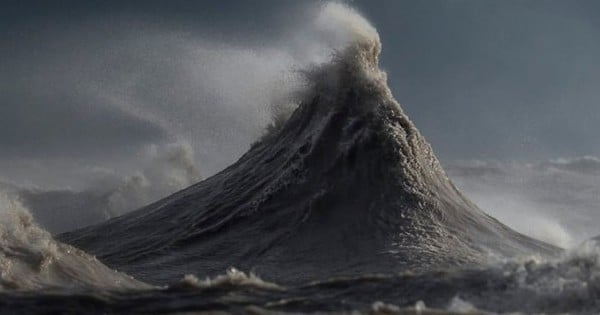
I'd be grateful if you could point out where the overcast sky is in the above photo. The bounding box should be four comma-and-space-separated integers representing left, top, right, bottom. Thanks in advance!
355, 0, 600, 160
2, 0, 600, 188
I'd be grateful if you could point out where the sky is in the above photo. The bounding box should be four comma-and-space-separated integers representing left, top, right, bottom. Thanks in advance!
355, 0, 600, 160
1, 1, 600, 237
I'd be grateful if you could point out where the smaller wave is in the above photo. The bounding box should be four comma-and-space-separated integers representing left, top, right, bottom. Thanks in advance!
0, 192, 148, 291
173, 267, 282, 290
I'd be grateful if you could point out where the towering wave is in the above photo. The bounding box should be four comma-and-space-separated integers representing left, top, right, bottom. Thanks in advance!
59, 3, 558, 284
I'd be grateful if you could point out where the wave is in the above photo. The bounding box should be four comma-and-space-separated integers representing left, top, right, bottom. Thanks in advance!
58, 3, 558, 285
0, 193, 147, 291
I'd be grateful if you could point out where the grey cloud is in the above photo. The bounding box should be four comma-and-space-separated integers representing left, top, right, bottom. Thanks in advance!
1, 9, 314, 174
0, 92, 166, 158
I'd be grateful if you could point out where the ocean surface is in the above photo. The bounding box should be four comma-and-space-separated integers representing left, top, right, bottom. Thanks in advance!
1, 3, 599, 314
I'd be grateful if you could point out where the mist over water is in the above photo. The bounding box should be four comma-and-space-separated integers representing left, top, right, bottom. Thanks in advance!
448, 157, 600, 248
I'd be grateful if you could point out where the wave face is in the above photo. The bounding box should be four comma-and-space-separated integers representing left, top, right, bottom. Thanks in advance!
59, 5, 557, 285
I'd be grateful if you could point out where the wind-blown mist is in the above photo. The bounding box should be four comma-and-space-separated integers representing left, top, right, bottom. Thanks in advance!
12, 143, 200, 233
0, 2, 393, 233
448, 157, 600, 248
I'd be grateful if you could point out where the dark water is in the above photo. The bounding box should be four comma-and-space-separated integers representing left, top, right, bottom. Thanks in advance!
2, 256, 600, 314
1, 4, 598, 314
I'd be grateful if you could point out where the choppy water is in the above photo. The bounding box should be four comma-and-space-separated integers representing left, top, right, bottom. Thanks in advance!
2, 248, 600, 314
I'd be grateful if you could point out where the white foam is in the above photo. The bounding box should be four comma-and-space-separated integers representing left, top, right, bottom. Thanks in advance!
176, 267, 281, 290
0, 192, 148, 290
